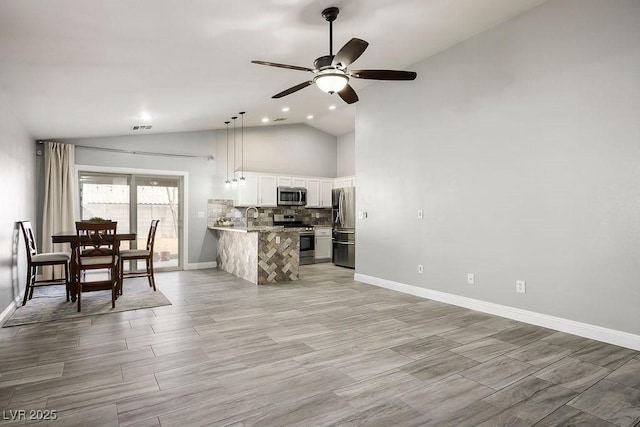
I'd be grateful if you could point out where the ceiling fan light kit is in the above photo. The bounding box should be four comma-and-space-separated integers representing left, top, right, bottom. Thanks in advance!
252, 7, 416, 104
314, 72, 349, 94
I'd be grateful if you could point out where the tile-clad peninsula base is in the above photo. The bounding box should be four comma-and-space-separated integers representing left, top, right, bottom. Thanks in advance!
214, 228, 300, 284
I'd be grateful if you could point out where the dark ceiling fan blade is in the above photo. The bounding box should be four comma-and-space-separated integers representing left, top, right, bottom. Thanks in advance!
251, 60, 314, 73
350, 69, 417, 80
332, 38, 369, 68
272, 81, 315, 98
337, 84, 359, 104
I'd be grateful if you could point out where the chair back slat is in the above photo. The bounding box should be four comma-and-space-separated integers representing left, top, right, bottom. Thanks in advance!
18, 221, 38, 260
75, 221, 118, 258
146, 220, 160, 252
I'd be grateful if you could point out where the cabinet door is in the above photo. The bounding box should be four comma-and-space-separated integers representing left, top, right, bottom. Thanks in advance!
320, 179, 333, 207
306, 178, 320, 207
333, 177, 349, 189
277, 176, 292, 187
234, 174, 258, 206
258, 175, 278, 206
292, 177, 306, 188
315, 237, 332, 260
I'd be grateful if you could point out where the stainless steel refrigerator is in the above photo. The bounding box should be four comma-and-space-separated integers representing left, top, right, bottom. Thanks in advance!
332, 187, 355, 268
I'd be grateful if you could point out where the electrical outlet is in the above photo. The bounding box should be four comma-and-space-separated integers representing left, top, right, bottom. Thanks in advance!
253, 212, 259, 219
516, 280, 526, 294
418, 264, 424, 274
276, 236, 281, 244
467, 273, 475, 285
315, 212, 320, 218
358, 211, 364, 219
417, 209, 423, 219
197, 211, 205, 219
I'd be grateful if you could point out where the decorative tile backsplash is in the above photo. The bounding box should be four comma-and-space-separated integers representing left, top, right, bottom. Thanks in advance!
208, 199, 332, 228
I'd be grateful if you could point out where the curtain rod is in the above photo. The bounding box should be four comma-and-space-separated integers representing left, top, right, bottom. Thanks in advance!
36, 141, 214, 161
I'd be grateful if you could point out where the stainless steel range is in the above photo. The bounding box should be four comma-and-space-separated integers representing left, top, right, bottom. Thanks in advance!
273, 214, 315, 265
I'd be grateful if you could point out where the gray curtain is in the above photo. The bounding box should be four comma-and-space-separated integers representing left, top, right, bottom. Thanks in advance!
41, 142, 76, 279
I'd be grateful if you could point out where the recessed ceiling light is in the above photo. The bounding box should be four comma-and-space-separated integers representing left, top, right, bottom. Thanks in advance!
307, 115, 314, 120
281, 107, 290, 112
329, 105, 336, 110
261, 117, 269, 123
139, 112, 153, 121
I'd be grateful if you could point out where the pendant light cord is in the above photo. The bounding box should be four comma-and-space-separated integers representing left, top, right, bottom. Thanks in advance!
224, 121, 230, 182
231, 116, 238, 181
239, 111, 245, 177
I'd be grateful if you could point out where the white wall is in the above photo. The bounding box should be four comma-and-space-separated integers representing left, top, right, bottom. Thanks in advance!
0, 95, 36, 314
356, 0, 640, 336
337, 131, 355, 177
62, 123, 337, 265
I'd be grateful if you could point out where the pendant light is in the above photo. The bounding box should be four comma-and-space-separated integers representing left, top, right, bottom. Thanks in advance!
239, 111, 246, 185
231, 116, 238, 189
224, 121, 230, 189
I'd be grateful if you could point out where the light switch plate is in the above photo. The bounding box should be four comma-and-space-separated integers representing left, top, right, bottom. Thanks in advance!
358, 211, 364, 219
197, 211, 205, 219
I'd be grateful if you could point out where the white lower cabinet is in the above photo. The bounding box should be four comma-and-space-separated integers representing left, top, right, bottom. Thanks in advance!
315, 227, 332, 261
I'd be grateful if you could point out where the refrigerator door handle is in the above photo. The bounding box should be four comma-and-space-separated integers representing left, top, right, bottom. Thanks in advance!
334, 230, 355, 234
333, 241, 355, 245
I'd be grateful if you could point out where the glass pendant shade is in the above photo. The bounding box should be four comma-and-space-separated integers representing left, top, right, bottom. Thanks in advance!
315, 73, 348, 93
231, 178, 238, 190
224, 180, 230, 189
239, 176, 246, 186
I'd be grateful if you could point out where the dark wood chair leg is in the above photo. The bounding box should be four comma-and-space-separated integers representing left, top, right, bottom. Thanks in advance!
22, 265, 32, 306
65, 262, 70, 302
148, 258, 156, 291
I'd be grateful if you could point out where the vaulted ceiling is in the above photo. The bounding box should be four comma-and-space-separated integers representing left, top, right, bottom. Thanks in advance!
0, 0, 549, 139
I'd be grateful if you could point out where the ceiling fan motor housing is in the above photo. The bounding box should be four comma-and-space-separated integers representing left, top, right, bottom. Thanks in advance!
314, 55, 335, 71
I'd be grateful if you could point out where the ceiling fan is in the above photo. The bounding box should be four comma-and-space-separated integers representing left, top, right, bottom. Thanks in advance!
252, 7, 417, 104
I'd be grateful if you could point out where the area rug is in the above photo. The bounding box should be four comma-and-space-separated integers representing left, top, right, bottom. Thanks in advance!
3, 282, 172, 328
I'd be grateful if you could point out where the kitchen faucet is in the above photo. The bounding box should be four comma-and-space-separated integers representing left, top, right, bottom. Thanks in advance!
245, 206, 259, 227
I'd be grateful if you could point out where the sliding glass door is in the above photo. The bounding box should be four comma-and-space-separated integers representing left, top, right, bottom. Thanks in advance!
79, 172, 183, 271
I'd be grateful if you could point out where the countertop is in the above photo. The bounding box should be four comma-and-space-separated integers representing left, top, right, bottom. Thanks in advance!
209, 225, 333, 233
209, 225, 290, 233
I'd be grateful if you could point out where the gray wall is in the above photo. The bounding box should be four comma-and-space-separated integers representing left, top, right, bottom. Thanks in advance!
0, 96, 36, 313
237, 123, 337, 177
356, 0, 640, 335
63, 123, 337, 265
337, 131, 355, 177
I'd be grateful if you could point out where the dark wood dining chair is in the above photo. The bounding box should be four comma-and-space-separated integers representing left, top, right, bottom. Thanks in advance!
18, 221, 70, 306
74, 221, 120, 312
119, 220, 159, 293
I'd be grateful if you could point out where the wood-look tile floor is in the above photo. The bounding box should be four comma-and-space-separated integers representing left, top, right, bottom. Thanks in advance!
1, 264, 639, 426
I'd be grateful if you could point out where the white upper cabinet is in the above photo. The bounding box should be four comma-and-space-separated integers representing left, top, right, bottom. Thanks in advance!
306, 178, 320, 207
334, 176, 356, 189
320, 179, 333, 207
258, 175, 278, 207
234, 172, 352, 208
277, 176, 292, 187
233, 173, 259, 207
292, 177, 306, 188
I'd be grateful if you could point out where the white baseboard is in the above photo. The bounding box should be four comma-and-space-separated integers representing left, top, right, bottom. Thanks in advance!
185, 261, 217, 271
0, 295, 21, 327
354, 273, 640, 352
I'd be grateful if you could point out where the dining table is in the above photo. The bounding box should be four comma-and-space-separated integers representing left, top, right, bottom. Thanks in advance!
51, 231, 136, 301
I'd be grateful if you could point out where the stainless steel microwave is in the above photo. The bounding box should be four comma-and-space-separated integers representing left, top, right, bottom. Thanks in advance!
277, 186, 307, 206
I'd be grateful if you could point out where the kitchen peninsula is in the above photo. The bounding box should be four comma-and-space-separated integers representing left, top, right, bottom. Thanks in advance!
210, 226, 301, 285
